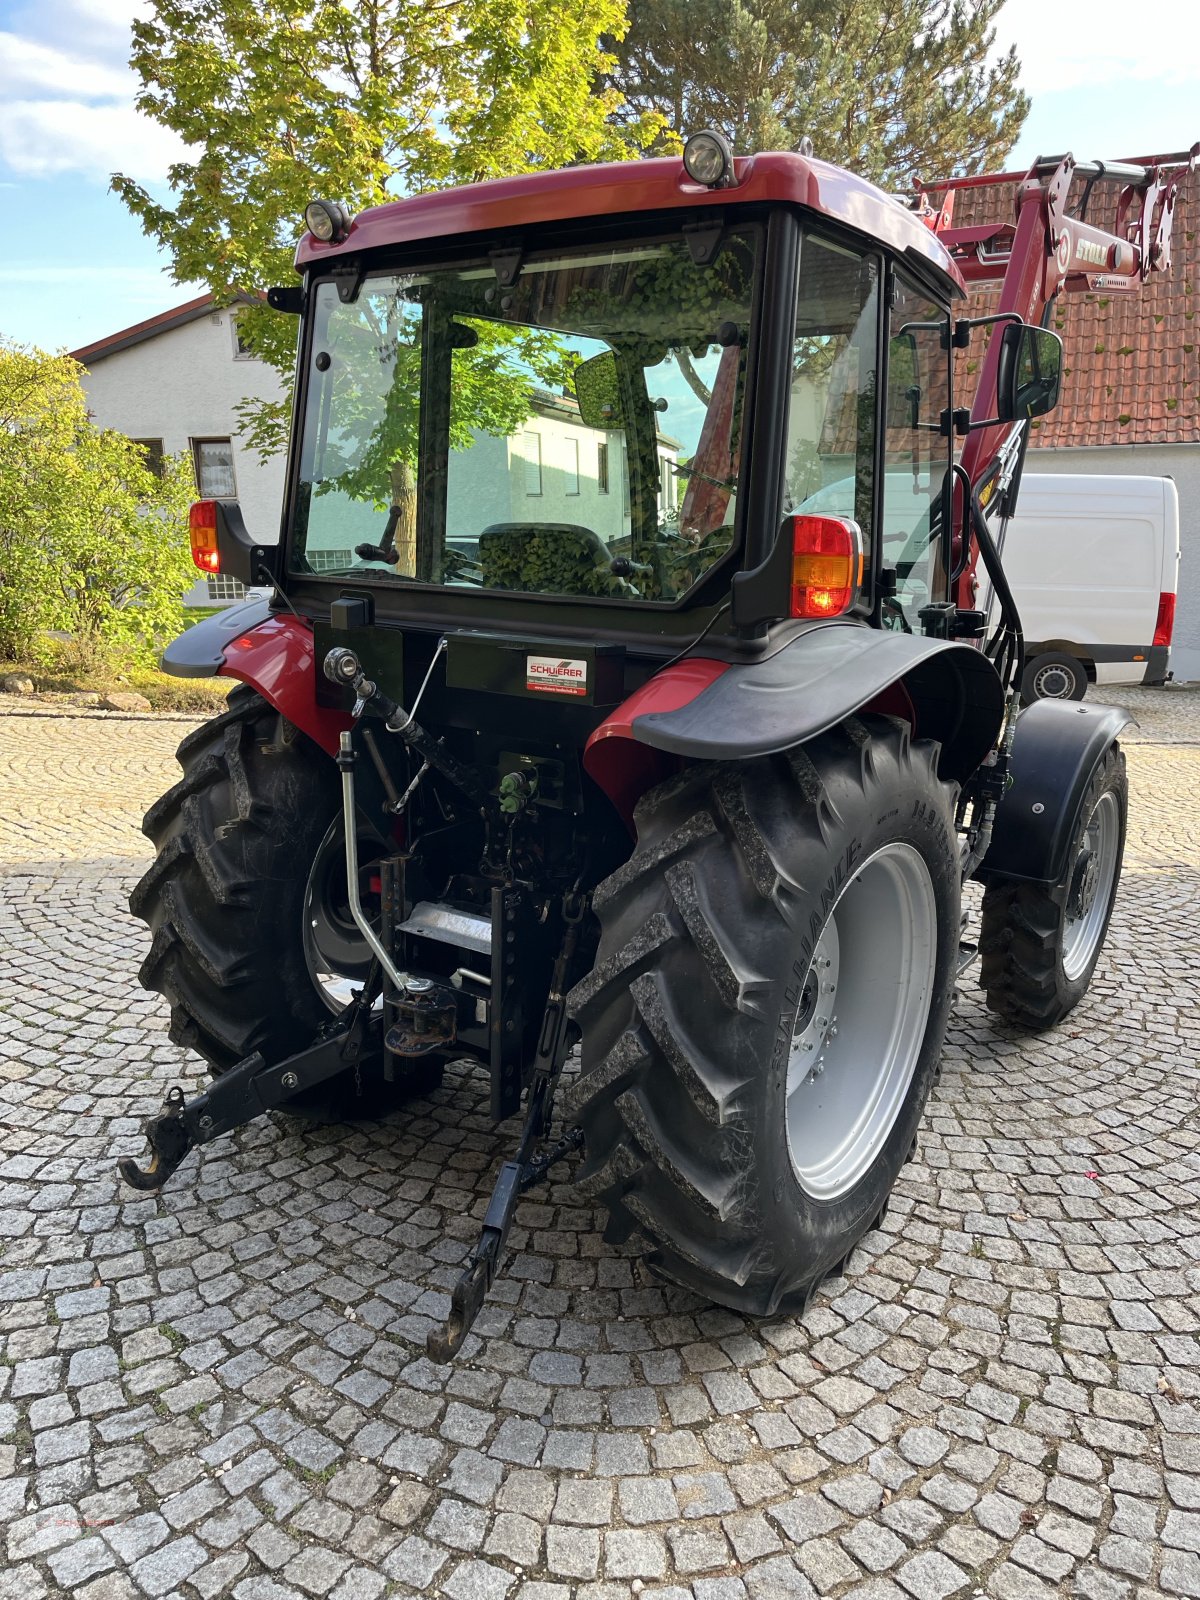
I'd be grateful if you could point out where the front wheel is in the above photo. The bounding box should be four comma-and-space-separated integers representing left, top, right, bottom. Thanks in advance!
979, 742, 1127, 1030
566, 716, 961, 1316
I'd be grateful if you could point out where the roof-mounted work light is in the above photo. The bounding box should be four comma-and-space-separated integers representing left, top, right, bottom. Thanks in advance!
304, 199, 353, 244
683, 130, 735, 189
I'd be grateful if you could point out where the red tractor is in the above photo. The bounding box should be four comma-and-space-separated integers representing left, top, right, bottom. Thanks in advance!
122, 133, 1196, 1358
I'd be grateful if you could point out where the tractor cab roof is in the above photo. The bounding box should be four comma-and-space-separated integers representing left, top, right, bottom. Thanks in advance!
294, 151, 967, 299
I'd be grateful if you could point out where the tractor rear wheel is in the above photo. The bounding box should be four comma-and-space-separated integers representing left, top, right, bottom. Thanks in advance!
566, 716, 960, 1315
979, 742, 1126, 1030
130, 686, 439, 1118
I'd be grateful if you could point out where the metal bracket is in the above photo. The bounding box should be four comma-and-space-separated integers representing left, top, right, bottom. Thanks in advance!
427, 1074, 583, 1362
427, 892, 589, 1361
489, 244, 524, 289
116, 974, 382, 1192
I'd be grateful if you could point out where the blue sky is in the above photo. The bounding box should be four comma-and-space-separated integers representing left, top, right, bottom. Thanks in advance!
0, 0, 1196, 355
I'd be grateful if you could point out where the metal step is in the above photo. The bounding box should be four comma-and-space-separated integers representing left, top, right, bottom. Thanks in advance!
397, 900, 492, 957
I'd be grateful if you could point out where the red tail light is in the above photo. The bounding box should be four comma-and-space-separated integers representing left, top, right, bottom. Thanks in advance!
1154, 591, 1176, 648
189, 500, 220, 573
788, 514, 864, 619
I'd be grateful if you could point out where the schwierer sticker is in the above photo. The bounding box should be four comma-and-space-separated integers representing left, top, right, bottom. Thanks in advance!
526, 655, 588, 697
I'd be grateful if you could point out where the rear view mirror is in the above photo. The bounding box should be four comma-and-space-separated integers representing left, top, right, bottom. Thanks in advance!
573, 351, 623, 429
996, 324, 1063, 422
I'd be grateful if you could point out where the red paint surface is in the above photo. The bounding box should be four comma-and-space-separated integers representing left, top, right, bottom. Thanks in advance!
860, 680, 916, 729
217, 615, 351, 756
584, 658, 728, 828
295, 154, 964, 294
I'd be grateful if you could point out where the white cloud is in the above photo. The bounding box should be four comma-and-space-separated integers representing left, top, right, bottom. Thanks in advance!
0, 99, 190, 182
0, 3, 191, 185
0, 32, 133, 100
0, 264, 189, 288
993, 0, 1200, 94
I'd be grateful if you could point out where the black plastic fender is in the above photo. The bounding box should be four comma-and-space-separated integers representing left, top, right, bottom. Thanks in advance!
976, 698, 1133, 887
632, 621, 1005, 783
160, 597, 273, 678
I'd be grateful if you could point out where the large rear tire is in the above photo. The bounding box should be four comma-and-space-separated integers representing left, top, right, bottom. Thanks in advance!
565, 716, 960, 1316
130, 687, 439, 1117
979, 742, 1126, 1030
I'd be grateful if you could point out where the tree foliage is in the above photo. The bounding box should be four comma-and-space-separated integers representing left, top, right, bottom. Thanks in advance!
605, 0, 1027, 186
114, 0, 663, 455
0, 344, 196, 667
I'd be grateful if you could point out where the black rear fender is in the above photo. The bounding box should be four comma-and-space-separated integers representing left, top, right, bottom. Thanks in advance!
584, 621, 1005, 825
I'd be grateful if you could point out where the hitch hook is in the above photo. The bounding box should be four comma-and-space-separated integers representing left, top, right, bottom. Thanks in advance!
116, 1087, 193, 1192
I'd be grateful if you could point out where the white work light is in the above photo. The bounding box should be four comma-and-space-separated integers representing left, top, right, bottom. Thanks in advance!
304, 200, 352, 244
683, 130, 735, 189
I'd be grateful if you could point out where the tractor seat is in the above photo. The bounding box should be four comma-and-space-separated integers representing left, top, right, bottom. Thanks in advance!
478, 522, 612, 594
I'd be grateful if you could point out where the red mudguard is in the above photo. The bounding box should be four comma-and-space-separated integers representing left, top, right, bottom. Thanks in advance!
583, 658, 727, 829
218, 615, 351, 756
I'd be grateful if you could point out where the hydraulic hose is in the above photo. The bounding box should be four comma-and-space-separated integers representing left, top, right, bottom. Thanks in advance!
968, 484, 1025, 693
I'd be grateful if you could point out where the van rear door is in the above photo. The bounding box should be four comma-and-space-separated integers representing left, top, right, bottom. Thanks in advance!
987, 475, 1177, 687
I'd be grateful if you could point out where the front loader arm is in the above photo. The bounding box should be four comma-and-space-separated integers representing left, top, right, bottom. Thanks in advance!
919, 145, 1198, 608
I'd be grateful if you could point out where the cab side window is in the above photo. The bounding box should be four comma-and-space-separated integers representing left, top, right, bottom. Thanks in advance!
784, 235, 880, 575
882, 278, 952, 631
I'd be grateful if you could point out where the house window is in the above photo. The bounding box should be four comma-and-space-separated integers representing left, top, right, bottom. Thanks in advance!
231, 314, 254, 359
597, 441, 609, 494
565, 438, 580, 496
131, 438, 165, 477
192, 438, 236, 497
308, 548, 354, 572
523, 431, 542, 496
206, 574, 246, 602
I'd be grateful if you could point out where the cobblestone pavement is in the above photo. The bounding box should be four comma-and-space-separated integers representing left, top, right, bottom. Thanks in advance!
2, 694, 1200, 1600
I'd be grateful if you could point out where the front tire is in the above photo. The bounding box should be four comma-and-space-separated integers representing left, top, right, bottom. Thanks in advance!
979, 742, 1126, 1030
566, 716, 960, 1316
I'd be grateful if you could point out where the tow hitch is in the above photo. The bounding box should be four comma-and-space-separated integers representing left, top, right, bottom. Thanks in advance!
120, 642, 591, 1357
116, 968, 382, 1191
428, 888, 588, 1360
427, 1077, 583, 1362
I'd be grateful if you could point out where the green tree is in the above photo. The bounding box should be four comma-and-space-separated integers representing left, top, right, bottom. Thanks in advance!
309, 290, 578, 568
0, 343, 196, 667
605, 0, 1027, 186
113, 0, 663, 457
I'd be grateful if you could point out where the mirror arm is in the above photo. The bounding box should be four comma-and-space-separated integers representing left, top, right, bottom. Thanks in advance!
951, 309, 1025, 347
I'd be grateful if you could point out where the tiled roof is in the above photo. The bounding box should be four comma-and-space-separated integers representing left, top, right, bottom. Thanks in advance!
70, 294, 217, 365
942, 156, 1199, 447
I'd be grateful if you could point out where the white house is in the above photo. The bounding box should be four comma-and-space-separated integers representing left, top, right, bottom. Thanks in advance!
72, 295, 289, 606
75, 300, 682, 600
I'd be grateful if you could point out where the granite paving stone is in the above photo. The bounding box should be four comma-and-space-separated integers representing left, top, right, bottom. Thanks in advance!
2, 697, 1199, 1597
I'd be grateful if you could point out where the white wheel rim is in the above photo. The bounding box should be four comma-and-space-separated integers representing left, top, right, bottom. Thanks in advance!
1062, 789, 1121, 980
785, 842, 938, 1200
302, 817, 383, 1013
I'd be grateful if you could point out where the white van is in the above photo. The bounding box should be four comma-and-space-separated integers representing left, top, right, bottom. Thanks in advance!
798, 471, 1180, 702
983, 475, 1181, 701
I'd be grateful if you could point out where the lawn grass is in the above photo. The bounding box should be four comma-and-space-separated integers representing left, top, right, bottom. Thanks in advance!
2, 656, 231, 713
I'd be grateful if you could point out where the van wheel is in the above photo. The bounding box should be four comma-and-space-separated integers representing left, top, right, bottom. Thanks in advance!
1021, 651, 1088, 704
